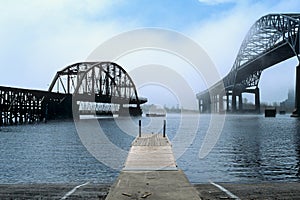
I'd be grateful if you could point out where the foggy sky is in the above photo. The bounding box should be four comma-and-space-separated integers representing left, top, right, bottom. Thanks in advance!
0, 0, 299, 109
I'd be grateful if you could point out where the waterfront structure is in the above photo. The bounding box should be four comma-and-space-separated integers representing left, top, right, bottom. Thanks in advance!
106, 132, 200, 200
0, 62, 147, 125
197, 14, 300, 116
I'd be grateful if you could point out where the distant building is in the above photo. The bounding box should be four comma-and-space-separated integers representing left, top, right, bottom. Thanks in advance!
280, 89, 295, 113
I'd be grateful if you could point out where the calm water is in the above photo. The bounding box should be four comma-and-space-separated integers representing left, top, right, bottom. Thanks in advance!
0, 114, 300, 184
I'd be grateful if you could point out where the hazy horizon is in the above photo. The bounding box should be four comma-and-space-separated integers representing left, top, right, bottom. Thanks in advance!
0, 0, 299, 109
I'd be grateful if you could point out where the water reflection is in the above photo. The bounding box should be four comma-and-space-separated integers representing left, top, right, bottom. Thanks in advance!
1, 114, 300, 184
220, 115, 300, 182
225, 115, 263, 181
292, 118, 300, 178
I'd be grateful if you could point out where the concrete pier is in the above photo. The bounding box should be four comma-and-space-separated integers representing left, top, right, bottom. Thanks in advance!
105, 134, 201, 200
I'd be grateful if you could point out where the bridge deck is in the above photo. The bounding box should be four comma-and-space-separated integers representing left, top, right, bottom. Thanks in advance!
105, 134, 201, 200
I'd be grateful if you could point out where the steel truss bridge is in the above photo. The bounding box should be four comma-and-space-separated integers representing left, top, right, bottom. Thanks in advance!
0, 62, 147, 125
197, 13, 300, 116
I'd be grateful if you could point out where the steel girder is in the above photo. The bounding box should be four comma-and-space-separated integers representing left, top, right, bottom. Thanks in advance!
48, 62, 97, 94
49, 62, 146, 105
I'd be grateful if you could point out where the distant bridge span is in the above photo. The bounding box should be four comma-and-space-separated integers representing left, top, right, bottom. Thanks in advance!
197, 13, 300, 116
0, 62, 146, 125
49, 61, 147, 117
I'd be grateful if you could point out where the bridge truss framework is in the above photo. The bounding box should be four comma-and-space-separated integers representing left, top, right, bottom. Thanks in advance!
0, 62, 146, 125
197, 13, 300, 115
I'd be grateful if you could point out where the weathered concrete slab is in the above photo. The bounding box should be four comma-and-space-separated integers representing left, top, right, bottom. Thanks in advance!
0, 183, 109, 200
1, 182, 300, 199
195, 182, 300, 199
105, 170, 200, 200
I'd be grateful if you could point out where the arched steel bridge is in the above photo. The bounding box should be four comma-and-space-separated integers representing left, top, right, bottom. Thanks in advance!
0, 62, 146, 125
48, 61, 147, 116
197, 13, 300, 116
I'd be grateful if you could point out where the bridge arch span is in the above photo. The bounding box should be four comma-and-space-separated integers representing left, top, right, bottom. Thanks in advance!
48, 62, 97, 94
225, 13, 300, 89
49, 61, 146, 116
73, 62, 141, 104
197, 13, 300, 115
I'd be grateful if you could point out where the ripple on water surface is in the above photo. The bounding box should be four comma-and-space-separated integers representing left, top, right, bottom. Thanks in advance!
0, 114, 300, 184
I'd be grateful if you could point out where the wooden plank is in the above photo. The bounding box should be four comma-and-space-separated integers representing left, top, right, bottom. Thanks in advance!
106, 133, 201, 200
132, 134, 170, 146
124, 134, 176, 171
124, 146, 177, 171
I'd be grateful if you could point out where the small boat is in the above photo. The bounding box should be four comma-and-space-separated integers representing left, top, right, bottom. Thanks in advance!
279, 110, 286, 115
146, 113, 166, 117
265, 108, 276, 117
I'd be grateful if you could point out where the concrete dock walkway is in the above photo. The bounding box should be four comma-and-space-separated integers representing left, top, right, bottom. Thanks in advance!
105, 134, 201, 200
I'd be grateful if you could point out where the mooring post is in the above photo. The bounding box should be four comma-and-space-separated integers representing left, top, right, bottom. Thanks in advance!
139, 120, 141, 137
163, 120, 166, 138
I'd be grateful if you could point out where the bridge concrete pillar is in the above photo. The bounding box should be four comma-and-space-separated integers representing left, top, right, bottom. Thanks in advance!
198, 98, 206, 113
238, 93, 243, 111
219, 94, 224, 113
199, 99, 203, 113
292, 65, 300, 117
232, 91, 237, 112
207, 96, 212, 113
255, 87, 260, 114
216, 95, 218, 112
226, 93, 230, 112
212, 95, 216, 113
215, 94, 219, 113
198, 98, 204, 113
199, 97, 208, 113
209, 96, 213, 113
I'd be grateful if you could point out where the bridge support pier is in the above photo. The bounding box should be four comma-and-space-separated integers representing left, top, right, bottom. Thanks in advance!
292, 65, 300, 117
237, 87, 261, 113
213, 95, 218, 113
231, 92, 243, 112
255, 87, 260, 113
198, 94, 211, 113
219, 94, 224, 113
232, 91, 237, 112
211, 95, 215, 113
226, 92, 230, 112
198, 99, 202, 112
238, 93, 243, 111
